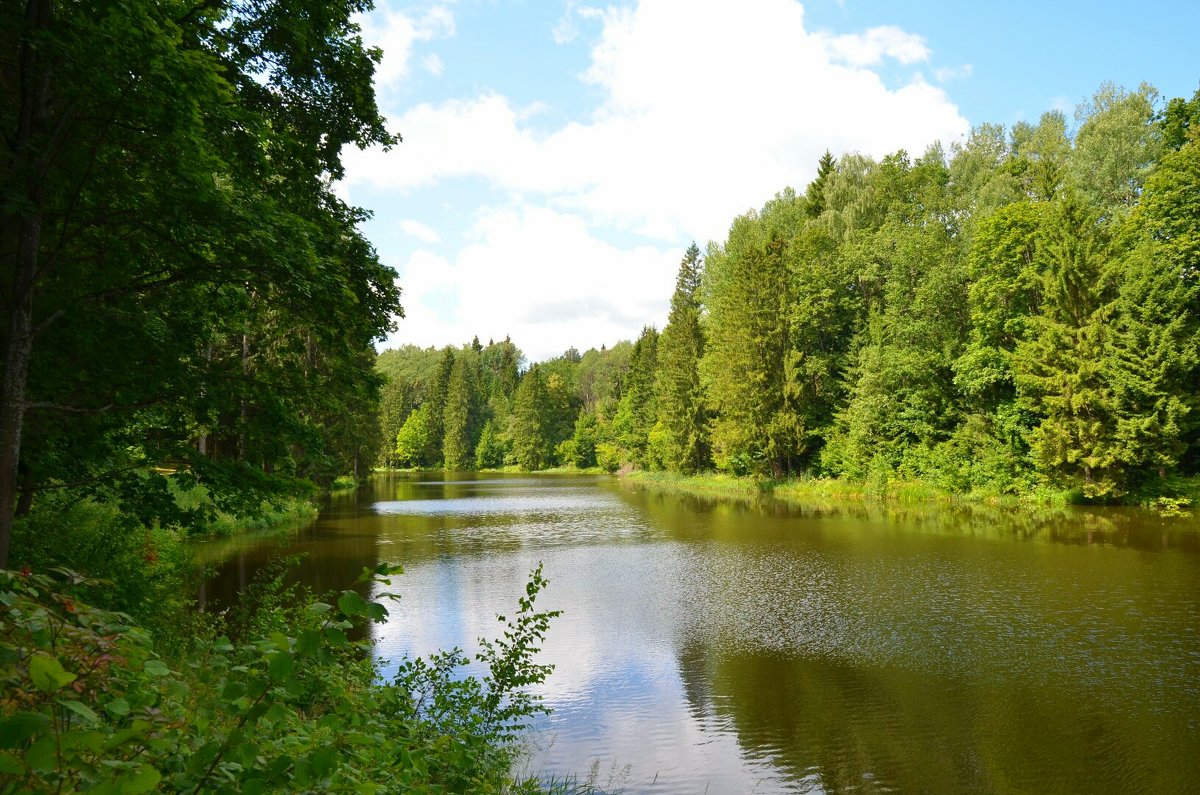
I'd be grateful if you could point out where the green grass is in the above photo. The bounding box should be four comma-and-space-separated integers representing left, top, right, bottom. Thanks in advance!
622, 469, 1070, 512
330, 474, 359, 493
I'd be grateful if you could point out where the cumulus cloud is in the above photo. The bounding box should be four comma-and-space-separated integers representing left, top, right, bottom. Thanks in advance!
382, 203, 676, 361
348, 0, 966, 243
398, 219, 441, 243
359, 4, 455, 86
935, 63, 974, 82
820, 24, 931, 67
348, 0, 969, 356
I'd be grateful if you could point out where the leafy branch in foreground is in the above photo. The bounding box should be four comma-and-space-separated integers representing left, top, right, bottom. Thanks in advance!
0, 562, 560, 792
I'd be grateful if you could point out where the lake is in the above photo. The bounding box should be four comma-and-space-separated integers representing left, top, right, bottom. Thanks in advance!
200, 472, 1200, 793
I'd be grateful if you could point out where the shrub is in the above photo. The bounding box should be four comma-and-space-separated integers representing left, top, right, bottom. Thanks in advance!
0, 563, 560, 792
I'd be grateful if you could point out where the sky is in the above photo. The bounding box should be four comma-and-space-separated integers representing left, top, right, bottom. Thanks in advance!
341, 0, 1200, 363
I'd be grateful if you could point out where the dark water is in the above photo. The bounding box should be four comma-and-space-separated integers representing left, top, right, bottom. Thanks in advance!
199, 473, 1200, 793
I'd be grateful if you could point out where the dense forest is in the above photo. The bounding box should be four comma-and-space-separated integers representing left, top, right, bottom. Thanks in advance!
378, 82, 1200, 503
0, 0, 401, 570
1, 2, 560, 791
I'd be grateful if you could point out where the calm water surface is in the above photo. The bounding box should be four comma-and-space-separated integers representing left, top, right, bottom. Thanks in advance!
200, 473, 1200, 793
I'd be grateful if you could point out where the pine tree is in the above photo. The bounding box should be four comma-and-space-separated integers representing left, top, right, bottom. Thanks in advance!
700, 200, 799, 476
805, 150, 836, 218
1014, 196, 1120, 496
424, 347, 455, 465
1102, 138, 1200, 485
612, 326, 659, 467
442, 353, 480, 470
512, 365, 552, 470
655, 244, 709, 472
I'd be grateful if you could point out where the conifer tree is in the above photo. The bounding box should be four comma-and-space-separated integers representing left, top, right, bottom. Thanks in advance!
442, 353, 480, 470
805, 150, 836, 218
655, 244, 709, 472
613, 326, 659, 467
1014, 196, 1120, 496
512, 365, 552, 470
424, 347, 455, 465
1102, 138, 1200, 485
700, 208, 793, 475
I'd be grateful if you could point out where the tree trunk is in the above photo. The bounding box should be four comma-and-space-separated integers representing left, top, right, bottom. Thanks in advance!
0, 0, 52, 569
238, 331, 249, 461
15, 466, 35, 517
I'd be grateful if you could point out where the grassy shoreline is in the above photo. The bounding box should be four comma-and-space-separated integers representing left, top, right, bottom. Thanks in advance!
619, 469, 1199, 517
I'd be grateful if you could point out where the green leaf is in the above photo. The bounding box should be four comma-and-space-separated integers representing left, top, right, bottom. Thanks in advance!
29, 653, 76, 692
143, 659, 170, 677
119, 764, 162, 794
59, 699, 100, 724
104, 697, 130, 717
222, 680, 247, 701
0, 752, 23, 775
296, 628, 321, 656
306, 602, 333, 616
269, 631, 290, 651
310, 744, 337, 778
324, 627, 348, 647
24, 736, 57, 771
337, 590, 368, 618
268, 753, 294, 777
268, 652, 293, 682
0, 712, 50, 748
366, 601, 388, 622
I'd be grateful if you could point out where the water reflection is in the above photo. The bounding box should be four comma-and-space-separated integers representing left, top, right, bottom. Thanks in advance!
200, 473, 1200, 793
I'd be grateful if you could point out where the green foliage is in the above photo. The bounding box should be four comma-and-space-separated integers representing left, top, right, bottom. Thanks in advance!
395, 405, 435, 469
474, 421, 507, 470
611, 327, 660, 468
443, 353, 483, 470
701, 201, 796, 476
8, 499, 191, 628
0, 563, 560, 793
512, 367, 555, 470
655, 245, 710, 473
0, 0, 402, 566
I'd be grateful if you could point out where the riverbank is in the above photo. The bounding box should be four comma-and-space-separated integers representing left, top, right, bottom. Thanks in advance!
620, 470, 1199, 517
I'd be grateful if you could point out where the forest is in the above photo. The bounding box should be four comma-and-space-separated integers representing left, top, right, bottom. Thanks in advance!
378, 82, 1200, 504
0, 1, 560, 791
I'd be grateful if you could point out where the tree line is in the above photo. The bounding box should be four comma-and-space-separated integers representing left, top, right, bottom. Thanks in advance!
378, 82, 1200, 502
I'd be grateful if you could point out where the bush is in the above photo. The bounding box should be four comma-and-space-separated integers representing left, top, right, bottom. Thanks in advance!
0, 563, 560, 792
9, 497, 192, 626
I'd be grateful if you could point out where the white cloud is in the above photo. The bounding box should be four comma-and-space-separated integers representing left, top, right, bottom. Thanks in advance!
350, 0, 969, 354
820, 24, 931, 67
359, 4, 455, 86
422, 53, 444, 77
348, 0, 966, 244
935, 63, 973, 82
398, 219, 441, 243
383, 203, 676, 361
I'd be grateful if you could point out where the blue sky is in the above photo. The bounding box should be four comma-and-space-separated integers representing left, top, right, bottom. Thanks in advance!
341, 0, 1200, 362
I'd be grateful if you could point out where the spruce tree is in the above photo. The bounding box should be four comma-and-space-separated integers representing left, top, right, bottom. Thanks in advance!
442, 354, 479, 470
425, 347, 455, 465
655, 244, 709, 472
805, 150, 836, 218
1014, 196, 1120, 496
512, 365, 552, 470
613, 326, 659, 467
700, 208, 793, 475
